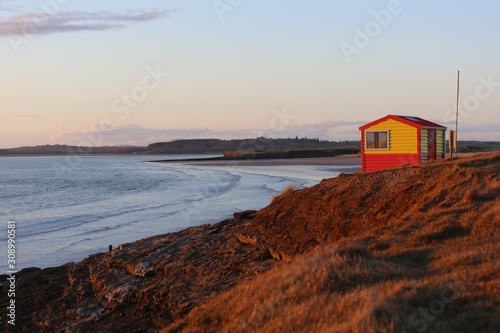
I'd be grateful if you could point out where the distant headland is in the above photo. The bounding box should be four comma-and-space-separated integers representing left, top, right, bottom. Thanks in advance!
0, 137, 498, 157
0, 137, 359, 158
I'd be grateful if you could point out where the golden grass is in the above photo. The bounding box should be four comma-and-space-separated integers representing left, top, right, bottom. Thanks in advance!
271, 185, 297, 203
161, 152, 500, 333
163, 233, 499, 333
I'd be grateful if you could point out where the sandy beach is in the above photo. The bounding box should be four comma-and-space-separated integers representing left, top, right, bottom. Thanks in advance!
163, 156, 361, 166
161, 156, 362, 173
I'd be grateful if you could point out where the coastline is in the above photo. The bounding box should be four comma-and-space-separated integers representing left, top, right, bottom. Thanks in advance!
155, 156, 362, 173
3, 152, 498, 332
1, 155, 357, 273
154, 156, 361, 166
2, 155, 326, 272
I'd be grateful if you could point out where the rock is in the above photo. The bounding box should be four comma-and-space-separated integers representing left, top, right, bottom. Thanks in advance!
234, 233, 257, 246
0, 216, 277, 332
233, 210, 257, 222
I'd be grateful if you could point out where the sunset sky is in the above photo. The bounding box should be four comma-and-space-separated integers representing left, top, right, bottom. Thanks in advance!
1, 0, 499, 148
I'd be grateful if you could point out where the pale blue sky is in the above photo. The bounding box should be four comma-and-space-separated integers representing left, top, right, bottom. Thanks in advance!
0, 0, 499, 148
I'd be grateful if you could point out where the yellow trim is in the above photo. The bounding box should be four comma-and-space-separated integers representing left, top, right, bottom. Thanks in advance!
364, 119, 418, 154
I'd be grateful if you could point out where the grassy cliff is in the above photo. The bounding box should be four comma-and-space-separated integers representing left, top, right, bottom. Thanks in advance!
2, 152, 498, 332
163, 152, 500, 333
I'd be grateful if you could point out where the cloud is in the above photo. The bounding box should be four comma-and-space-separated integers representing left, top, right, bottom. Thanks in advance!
450, 124, 500, 141
44, 112, 500, 148
0, 8, 172, 37
0, 0, 25, 12
48, 122, 368, 147
0, 114, 51, 118
34, 120, 500, 147
0, 6, 25, 13
49, 126, 65, 142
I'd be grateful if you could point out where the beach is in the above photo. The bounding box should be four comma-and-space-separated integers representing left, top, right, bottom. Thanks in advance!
162, 156, 362, 174
0, 155, 358, 272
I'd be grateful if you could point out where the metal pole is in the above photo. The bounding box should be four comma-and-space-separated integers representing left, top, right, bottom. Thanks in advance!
455, 70, 460, 154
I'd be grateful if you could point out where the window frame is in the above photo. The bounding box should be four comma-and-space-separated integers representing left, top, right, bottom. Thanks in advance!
365, 130, 390, 150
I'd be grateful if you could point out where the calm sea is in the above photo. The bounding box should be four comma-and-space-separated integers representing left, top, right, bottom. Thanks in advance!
0, 155, 349, 271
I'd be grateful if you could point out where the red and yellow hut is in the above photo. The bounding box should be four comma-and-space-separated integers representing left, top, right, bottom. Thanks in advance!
359, 115, 447, 172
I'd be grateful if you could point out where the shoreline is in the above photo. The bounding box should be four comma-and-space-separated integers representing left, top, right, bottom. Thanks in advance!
1, 155, 359, 272
154, 156, 362, 175
154, 155, 361, 166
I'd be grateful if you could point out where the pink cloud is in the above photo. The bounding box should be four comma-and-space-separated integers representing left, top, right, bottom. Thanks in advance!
49, 126, 66, 143
0, 9, 172, 37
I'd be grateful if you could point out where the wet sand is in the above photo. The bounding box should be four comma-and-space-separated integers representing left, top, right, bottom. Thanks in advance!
161, 156, 362, 174
164, 156, 360, 166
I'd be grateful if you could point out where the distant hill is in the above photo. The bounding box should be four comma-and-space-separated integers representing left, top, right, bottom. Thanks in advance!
145, 137, 358, 154
455, 140, 500, 153
0, 144, 144, 156
0, 138, 359, 156
0, 139, 497, 156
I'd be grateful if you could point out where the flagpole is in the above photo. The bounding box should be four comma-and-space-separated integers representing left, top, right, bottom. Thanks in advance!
455, 70, 460, 154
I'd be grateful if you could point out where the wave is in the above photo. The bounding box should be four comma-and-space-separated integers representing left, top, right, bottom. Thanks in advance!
1, 156, 327, 271
16, 182, 241, 238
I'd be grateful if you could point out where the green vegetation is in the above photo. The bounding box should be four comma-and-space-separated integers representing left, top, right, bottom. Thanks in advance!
223, 147, 359, 159
455, 141, 500, 153
0, 138, 359, 156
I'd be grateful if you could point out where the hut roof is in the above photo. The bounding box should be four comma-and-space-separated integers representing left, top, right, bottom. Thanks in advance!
359, 115, 447, 130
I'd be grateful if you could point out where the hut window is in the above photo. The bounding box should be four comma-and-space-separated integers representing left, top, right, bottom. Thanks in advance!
366, 131, 389, 150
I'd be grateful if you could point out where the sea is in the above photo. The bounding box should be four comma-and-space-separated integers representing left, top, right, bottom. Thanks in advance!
0, 155, 357, 271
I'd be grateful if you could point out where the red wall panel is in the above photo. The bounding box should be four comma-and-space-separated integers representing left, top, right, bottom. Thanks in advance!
363, 154, 421, 172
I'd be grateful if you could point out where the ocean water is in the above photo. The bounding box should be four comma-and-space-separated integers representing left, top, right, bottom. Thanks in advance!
0, 156, 352, 271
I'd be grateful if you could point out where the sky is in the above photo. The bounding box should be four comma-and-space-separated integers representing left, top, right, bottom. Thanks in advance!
0, 0, 499, 148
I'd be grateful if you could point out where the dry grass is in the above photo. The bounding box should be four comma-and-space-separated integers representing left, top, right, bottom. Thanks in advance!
162, 152, 500, 333
271, 185, 297, 203
163, 235, 499, 333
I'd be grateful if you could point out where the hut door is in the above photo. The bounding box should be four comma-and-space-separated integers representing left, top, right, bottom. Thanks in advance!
428, 129, 436, 160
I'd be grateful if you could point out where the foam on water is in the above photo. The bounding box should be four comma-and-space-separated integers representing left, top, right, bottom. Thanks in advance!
0, 156, 346, 270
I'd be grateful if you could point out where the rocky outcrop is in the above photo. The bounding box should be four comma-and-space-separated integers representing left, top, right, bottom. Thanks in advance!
0, 213, 279, 332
